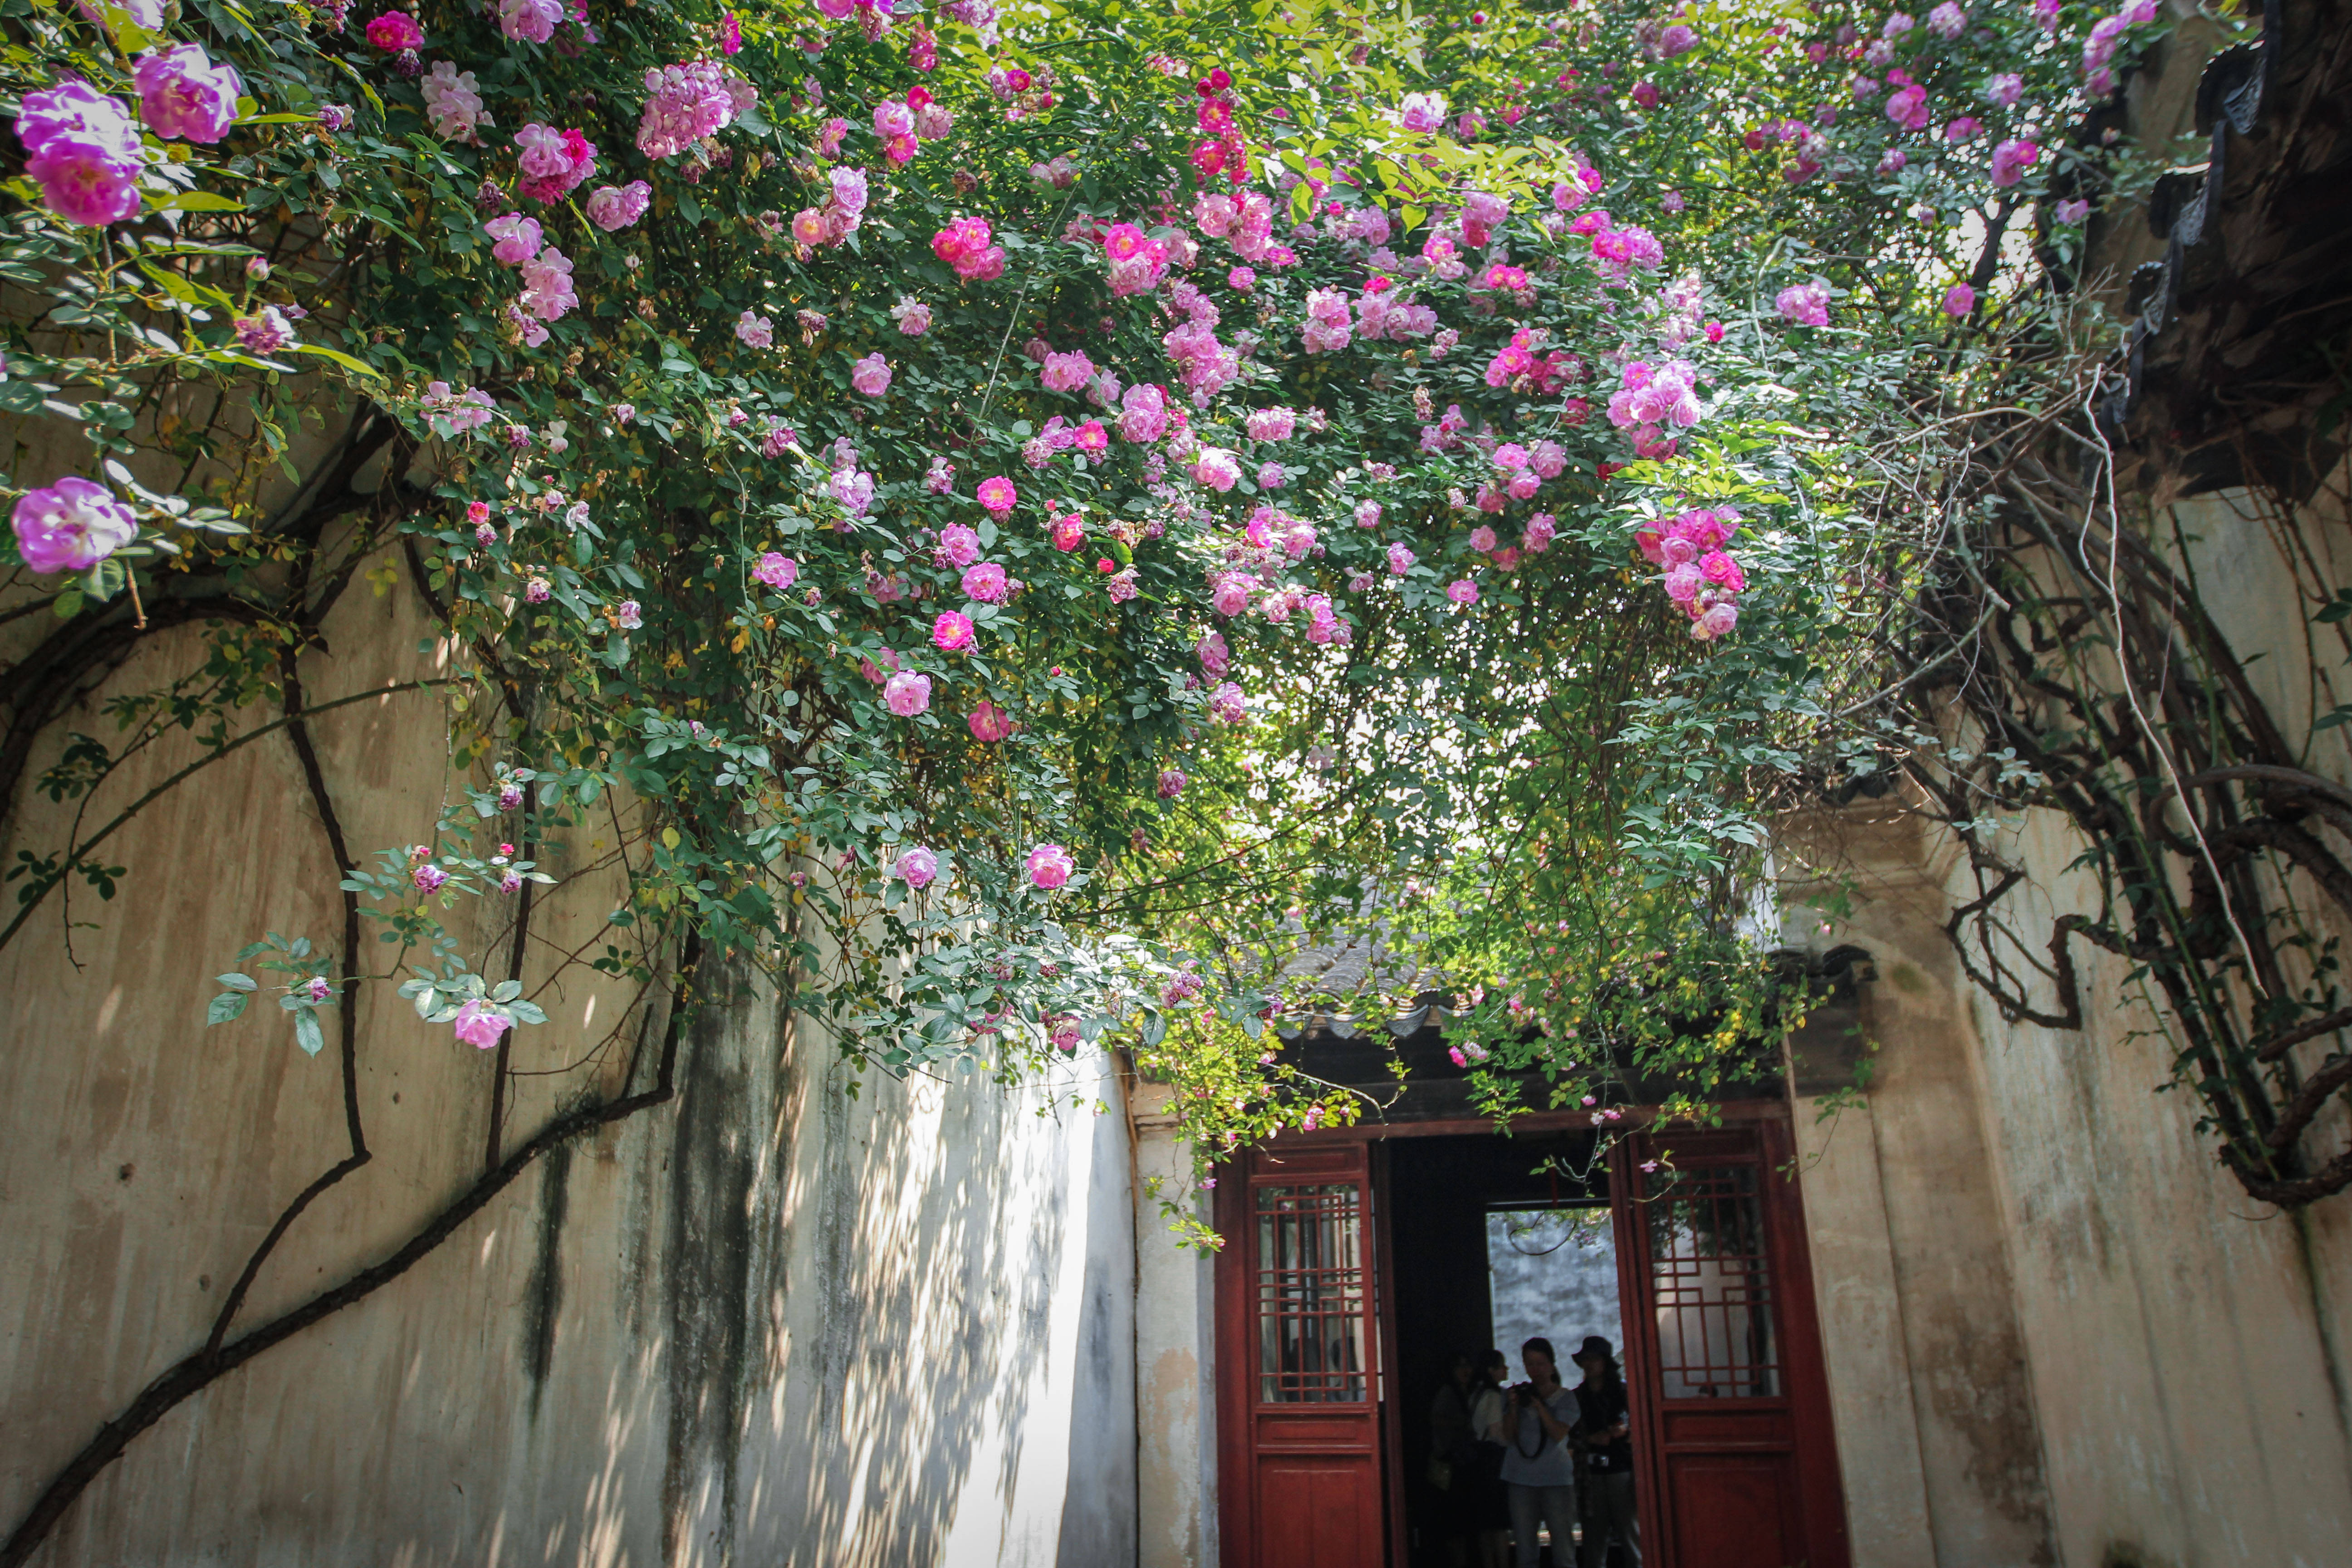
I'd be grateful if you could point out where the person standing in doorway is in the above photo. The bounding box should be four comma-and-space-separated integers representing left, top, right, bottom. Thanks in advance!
1430, 1353, 1480, 1565
1499, 1338, 1578, 1568
1569, 1336, 1640, 1567
1468, 1350, 1514, 1568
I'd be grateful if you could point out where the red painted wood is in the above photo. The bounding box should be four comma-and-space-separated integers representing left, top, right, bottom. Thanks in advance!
1372, 1141, 1407, 1567
1619, 1123, 1851, 1568
1215, 1143, 1387, 1568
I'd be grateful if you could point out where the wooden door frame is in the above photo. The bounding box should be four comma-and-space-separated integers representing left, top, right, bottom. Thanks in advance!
1611, 1117, 1851, 1568
1213, 1142, 1388, 1568
1213, 1099, 1833, 1568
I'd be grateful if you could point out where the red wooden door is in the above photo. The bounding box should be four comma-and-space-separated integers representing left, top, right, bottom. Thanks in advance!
1215, 1143, 1387, 1568
1613, 1124, 1848, 1568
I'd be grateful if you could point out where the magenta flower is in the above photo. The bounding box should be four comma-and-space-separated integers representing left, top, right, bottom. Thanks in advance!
960, 562, 1009, 603
1942, 283, 1976, 316
976, 475, 1018, 514
884, 670, 933, 716
936, 523, 981, 567
24, 135, 142, 227
931, 611, 975, 652
412, 862, 448, 893
850, 352, 893, 396
736, 311, 774, 349
1884, 83, 1930, 131
892, 296, 932, 335
1989, 138, 2041, 188
1387, 541, 1417, 574
1775, 282, 1830, 327
753, 551, 798, 590
1208, 681, 1250, 725
1446, 578, 1481, 607
10, 476, 137, 574
1944, 116, 1983, 143
967, 702, 1012, 742
134, 44, 245, 144
894, 845, 940, 890
1196, 631, 1230, 676
364, 11, 423, 50
616, 599, 642, 629
2056, 198, 2091, 224
235, 307, 295, 353
1156, 769, 1186, 799
1523, 514, 1558, 554
16, 79, 140, 158
1025, 843, 1075, 890
452, 999, 512, 1050
1399, 91, 1446, 132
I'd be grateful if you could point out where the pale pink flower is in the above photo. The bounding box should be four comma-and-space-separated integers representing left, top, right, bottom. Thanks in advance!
850, 352, 892, 395
884, 670, 933, 715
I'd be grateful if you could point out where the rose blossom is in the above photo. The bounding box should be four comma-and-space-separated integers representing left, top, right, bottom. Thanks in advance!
10, 476, 137, 573
736, 311, 774, 348
364, 11, 423, 49
967, 702, 1012, 741
976, 475, 1018, 514
894, 845, 940, 890
951, 558, 1005, 602
1942, 283, 1976, 316
1025, 843, 1075, 890
133, 43, 244, 144
453, 999, 513, 1049
753, 551, 798, 589
883, 670, 933, 715
932, 611, 975, 652
586, 181, 652, 231
499, 0, 563, 44
850, 352, 892, 396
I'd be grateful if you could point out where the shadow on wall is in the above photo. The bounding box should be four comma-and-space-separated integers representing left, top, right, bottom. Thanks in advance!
529, 954, 1141, 1568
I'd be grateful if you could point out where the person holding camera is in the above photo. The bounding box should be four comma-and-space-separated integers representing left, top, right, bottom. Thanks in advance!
1498, 1337, 1578, 1568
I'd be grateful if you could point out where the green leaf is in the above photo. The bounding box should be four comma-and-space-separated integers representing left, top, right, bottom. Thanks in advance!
147, 191, 247, 214
291, 343, 382, 377
293, 1009, 324, 1056
207, 991, 250, 1025
215, 972, 258, 991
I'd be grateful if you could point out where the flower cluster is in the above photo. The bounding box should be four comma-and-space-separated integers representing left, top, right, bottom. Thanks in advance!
1637, 508, 1747, 641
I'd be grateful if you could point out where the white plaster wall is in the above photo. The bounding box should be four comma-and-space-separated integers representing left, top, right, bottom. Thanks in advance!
1783, 474, 2352, 1568
1127, 1083, 1217, 1568
0, 555, 1137, 1566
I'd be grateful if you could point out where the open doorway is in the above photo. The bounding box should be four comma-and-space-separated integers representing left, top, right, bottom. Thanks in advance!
1210, 1113, 1849, 1568
1384, 1132, 1629, 1568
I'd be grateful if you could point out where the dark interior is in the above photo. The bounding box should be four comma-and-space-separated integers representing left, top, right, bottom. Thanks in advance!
1385, 1131, 1610, 1567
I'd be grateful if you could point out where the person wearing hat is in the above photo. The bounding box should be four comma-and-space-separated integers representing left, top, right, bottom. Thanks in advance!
1569, 1335, 1640, 1566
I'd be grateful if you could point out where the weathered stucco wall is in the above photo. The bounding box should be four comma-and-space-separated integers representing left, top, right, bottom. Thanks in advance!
1783, 481, 2352, 1568
0, 554, 1137, 1566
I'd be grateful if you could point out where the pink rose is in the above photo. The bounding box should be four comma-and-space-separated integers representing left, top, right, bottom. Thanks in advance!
883, 670, 933, 715
967, 702, 1012, 742
1026, 843, 1075, 890
850, 352, 892, 396
10, 476, 137, 573
452, 999, 512, 1050
976, 475, 1018, 514
932, 612, 975, 652
894, 845, 940, 890
133, 43, 244, 145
